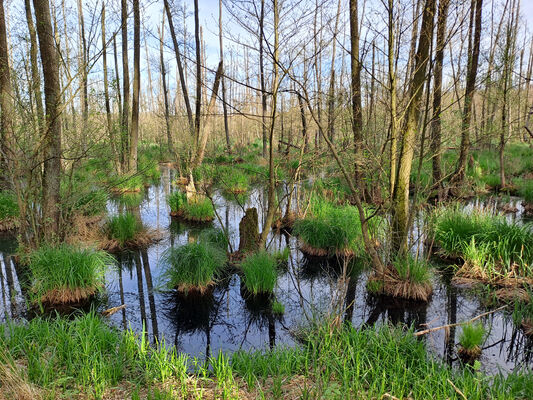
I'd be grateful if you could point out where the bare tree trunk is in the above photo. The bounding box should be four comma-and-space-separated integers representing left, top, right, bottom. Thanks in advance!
219, 0, 231, 154
350, 0, 363, 187
163, 0, 193, 135
159, 13, 173, 159
101, 4, 118, 172
130, 0, 141, 173
259, 0, 267, 158
259, 0, 280, 249
453, 0, 483, 183
121, 0, 130, 172
33, 0, 62, 241
388, 0, 399, 197
77, 0, 88, 153
327, 0, 342, 142
430, 0, 449, 196
193, 0, 202, 153
391, 0, 435, 253
113, 35, 122, 132
24, 0, 43, 136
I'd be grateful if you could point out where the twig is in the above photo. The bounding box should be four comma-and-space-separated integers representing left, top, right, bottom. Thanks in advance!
447, 379, 467, 400
414, 305, 507, 336
102, 304, 126, 317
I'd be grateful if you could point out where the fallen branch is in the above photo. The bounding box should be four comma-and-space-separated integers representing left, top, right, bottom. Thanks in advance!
414, 305, 507, 336
102, 304, 126, 317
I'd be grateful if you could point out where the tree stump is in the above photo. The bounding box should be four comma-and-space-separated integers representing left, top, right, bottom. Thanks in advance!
239, 208, 259, 254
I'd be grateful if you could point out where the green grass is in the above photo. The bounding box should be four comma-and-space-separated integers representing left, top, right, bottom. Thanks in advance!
514, 178, 533, 203
459, 322, 486, 350
217, 166, 250, 193
167, 190, 187, 213
139, 155, 161, 185
25, 244, 111, 304
110, 173, 144, 192
106, 213, 143, 245
271, 300, 285, 315
232, 321, 532, 399
160, 242, 226, 293
198, 228, 229, 251
74, 188, 108, 216
393, 256, 432, 284
182, 198, 215, 222
293, 199, 379, 256
432, 207, 533, 279
240, 251, 278, 295
0, 313, 531, 399
0, 191, 18, 220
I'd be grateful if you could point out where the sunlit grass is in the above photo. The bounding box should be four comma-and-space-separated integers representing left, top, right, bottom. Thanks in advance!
240, 251, 278, 295
25, 244, 111, 304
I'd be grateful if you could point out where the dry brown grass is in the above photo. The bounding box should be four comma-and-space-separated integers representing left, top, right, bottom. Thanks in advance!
67, 214, 162, 252
299, 242, 355, 258
457, 346, 481, 363
38, 286, 99, 305
492, 287, 531, 303
368, 266, 433, 302
0, 352, 41, 400
0, 217, 19, 232
272, 212, 299, 231
453, 262, 533, 287
521, 319, 533, 336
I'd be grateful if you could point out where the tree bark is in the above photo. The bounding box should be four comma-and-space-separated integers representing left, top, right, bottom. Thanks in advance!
130, 0, 141, 173
453, 0, 483, 183
350, 0, 364, 186
33, 0, 62, 241
391, 0, 435, 253
430, 0, 449, 196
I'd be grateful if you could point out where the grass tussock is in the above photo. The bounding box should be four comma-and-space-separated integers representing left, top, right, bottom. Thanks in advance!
433, 207, 533, 285
293, 199, 379, 257
25, 244, 111, 305
367, 257, 433, 302
167, 191, 215, 222
102, 213, 161, 252
217, 166, 250, 194
458, 322, 485, 362
240, 251, 278, 295
160, 241, 227, 294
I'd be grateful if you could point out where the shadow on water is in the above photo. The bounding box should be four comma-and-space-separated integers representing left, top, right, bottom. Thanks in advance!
0, 166, 532, 374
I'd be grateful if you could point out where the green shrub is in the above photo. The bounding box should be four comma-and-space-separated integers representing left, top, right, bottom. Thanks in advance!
240, 251, 278, 295
0, 191, 18, 220
161, 242, 226, 293
26, 244, 111, 304
107, 213, 143, 245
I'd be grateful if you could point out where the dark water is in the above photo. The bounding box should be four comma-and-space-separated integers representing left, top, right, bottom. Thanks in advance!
0, 167, 531, 375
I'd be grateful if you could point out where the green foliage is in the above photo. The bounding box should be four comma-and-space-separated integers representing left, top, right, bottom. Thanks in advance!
393, 256, 432, 285
167, 190, 187, 213
26, 244, 111, 303
271, 300, 285, 315
110, 174, 144, 192
192, 164, 216, 183
182, 198, 215, 221
138, 155, 161, 185
198, 228, 229, 251
514, 178, 533, 203
0, 191, 18, 220
0, 312, 189, 398
432, 207, 533, 278
459, 323, 486, 350
74, 189, 108, 216
232, 321, 532, 399
107, 213, 143, 245
293, 199, 378, 255
240, 251, 278, 295
160, 242, 226, 293
217, 166, 250, 193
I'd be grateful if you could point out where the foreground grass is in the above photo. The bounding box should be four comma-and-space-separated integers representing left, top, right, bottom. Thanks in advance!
0, 313, 531, 399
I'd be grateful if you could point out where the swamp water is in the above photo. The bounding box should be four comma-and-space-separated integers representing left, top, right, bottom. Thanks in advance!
0, 166, 531, 376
